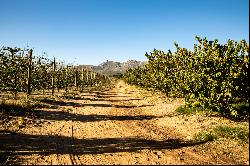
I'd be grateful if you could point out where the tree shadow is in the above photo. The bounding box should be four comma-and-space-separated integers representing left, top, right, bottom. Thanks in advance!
112, 104, 154, 108
0, 104, 157, 124
98, 95, 129, 98
107, 98, 143, 102
62, 96, 102, 101
35, 109, 161, 123
39, 99, 153, 108
98, 92, 119, 95
126, 92, 141, 94
39, 99, 82, 107
0, 130, 208, 157
61, 96, 143, 103
207, 113, 249, 122
0, 102, 35, 119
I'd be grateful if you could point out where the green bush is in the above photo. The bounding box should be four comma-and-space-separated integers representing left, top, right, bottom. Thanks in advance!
123, 36, 249, 117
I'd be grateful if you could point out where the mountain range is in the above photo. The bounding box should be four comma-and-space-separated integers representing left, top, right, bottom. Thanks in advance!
83, 60, 146, 75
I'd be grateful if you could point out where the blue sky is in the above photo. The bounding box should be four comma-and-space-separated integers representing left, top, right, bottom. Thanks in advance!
0, 0, 249, 65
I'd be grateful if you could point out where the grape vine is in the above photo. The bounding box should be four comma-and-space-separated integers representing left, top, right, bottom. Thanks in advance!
0, 46, 111, 96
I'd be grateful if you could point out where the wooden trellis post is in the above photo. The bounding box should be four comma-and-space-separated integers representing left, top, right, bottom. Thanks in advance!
81, 67, 84, 82
90, 71, 93, 87
27, 49, 33, 96
90, 71, 93, 80
104, 75, 107, 82
81, 67, 84, 90
86, 70, 89, 82
93, 72, 96, 86
57, 69, 60, 92
65, 65, 68, 93
52, 57, 56, 95
74, 67, 78, 90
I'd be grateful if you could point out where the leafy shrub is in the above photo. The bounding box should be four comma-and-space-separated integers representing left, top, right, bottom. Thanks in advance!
123, 36, 249, 117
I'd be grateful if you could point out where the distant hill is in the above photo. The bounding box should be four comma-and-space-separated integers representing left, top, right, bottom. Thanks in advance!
81, 60, 146, 75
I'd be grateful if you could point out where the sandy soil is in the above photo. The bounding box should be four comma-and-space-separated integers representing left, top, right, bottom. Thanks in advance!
0, 80, 249, 165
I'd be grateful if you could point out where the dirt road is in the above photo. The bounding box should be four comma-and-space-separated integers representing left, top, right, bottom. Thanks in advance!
0, 81, 248, 165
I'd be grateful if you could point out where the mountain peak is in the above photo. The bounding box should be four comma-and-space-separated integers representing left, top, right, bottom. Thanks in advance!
91, 60, 145, 75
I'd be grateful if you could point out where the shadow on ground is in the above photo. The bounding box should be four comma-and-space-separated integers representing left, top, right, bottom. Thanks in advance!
35, 109, 161, 123
0, 130, 208, 156
60, 96, 143, 103
39, 98, 153, 108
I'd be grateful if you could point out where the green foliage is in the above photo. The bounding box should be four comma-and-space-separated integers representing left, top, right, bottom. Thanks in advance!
193, 131, 218, 142
123, 36, 249, 117
231, 102, 249, 120
213, 126, 249, 143
0, 99, 32, 113
0, 47, 27, 92
0, 47, 111, 95
113, 73, 123, 79
175, 105, 211, 115
193, 125, 249, 143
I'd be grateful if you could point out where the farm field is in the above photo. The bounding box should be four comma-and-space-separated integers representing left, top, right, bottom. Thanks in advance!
0, 80, 248, 165
1, 0, 249, 165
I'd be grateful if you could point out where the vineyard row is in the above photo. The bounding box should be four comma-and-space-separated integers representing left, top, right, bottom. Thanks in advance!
0, 47, 111, 96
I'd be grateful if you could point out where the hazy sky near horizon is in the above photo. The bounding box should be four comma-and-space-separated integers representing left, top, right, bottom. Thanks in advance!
0, 0, 249, 65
